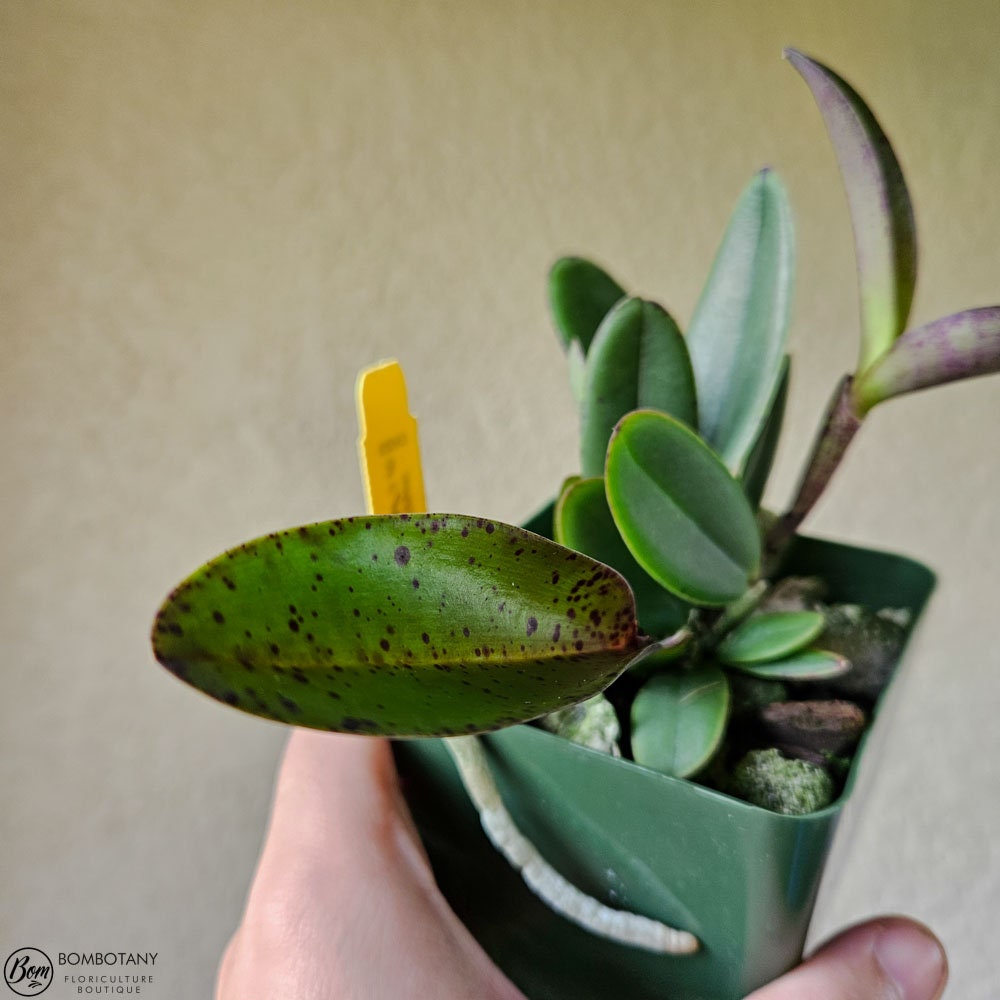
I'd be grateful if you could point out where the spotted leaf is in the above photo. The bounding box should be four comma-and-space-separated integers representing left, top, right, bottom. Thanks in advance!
152, 514, 640, 737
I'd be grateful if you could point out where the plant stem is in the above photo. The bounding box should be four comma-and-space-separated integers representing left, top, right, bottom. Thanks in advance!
625, 624, 695, 672
764, 374, 864, 568
445, 735, 700, 955
704, 580, 769, 647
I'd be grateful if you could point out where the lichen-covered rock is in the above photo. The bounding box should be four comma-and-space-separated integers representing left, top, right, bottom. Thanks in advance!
730, 748, 834, 815
818, 604, 909, 702
541, 694, 621, 756
759, 576, 828, 613
728, 675, 789, 718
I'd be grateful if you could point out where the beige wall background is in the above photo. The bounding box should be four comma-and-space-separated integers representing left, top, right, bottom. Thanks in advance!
3, 1, 998, 996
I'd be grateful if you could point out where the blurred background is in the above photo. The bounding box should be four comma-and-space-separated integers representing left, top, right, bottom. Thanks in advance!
3, 1, 998, 995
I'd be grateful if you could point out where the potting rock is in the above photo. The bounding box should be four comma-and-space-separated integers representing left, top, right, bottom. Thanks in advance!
817, 603, 909, 701
540, 693, 621, 756
730, 748, 834, 815
758, 699, 866, 763
758, 575, 828, 612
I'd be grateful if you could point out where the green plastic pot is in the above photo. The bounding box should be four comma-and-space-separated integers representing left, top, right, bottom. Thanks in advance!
394, 535, 935, 999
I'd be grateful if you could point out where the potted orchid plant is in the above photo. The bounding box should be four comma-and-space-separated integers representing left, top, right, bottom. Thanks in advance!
152, 50, 999, 998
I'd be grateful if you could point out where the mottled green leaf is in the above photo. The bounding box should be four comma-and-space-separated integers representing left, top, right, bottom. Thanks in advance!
580, 297, 697, 477
606, 410, 761, 606
852, 306, 1000, 414
630, 665, 730, 778
152, 514, 640, 737
686, 169, 794, 473
554, 476, 688, 638
742, 356, 790, 508
717, 611, 825, 665
548, 256, 627, 354
728, 648, 850, 682
786, 48, 917, 374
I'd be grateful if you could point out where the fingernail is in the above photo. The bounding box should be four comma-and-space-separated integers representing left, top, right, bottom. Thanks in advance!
874, 923, 946, 1000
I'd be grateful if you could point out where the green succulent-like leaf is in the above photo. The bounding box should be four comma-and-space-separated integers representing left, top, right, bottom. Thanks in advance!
727, 647, 850, 682
852, 306, 1000, 414
580, 297, 698, 477
624, 633, 695, 680
717, 611, 825, 665
555, 476, 689, 638
606, 410, 761, 606
566, 338, 587, 405
786, 48, 917, 375
741, 356, 790, 508
548, 256, 627, 354
630, 665, 730, 778
686, 168, 795, 473
151, 514, 640, 737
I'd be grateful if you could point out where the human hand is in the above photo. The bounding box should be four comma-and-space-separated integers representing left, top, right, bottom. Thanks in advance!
217, 731, 947, 1000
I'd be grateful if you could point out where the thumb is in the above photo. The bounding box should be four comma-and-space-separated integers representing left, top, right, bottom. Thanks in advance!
746, 916, 947, 1000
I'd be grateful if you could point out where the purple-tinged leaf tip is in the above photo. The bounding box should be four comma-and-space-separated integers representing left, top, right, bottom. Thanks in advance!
853, 306, 1000, 413
786, 48, 917, 375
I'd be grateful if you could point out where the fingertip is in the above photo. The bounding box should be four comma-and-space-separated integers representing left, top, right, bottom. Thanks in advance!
872, 916, 948, 1000
748, 916, 947, 1000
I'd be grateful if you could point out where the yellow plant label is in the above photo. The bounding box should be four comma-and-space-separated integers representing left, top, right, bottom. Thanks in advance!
356, 359, 427, 516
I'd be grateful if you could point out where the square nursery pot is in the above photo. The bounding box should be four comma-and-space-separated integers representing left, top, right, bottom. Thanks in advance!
394, 534, 935, 1000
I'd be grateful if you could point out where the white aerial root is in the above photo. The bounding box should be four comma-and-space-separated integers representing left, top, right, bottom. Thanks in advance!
445, 735, 700, 955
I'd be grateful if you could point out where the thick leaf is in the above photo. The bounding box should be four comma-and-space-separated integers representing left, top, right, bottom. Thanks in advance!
852, 306, 1000, 414
606, 410, 761, 606
555, 477, 689, 638
152, 514, 640, 737
630, 665, 730, 778
717, 611, 825, 665
567, 337, 587, 405
686, 169, 794, 473
741, 356, 790, 508
580, 297, 697, 477
548, 256, 627, 354
786, 49, 917, 374
625, 634, 695, 680
728, 648, 850, 682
